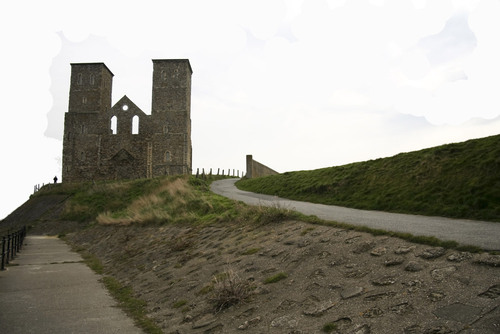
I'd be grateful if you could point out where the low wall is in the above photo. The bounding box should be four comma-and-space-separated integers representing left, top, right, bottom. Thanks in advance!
246, 155, 279, 179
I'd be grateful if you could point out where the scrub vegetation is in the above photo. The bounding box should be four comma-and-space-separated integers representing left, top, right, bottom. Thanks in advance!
237, 134, 500, 222
32, 175, 301, 227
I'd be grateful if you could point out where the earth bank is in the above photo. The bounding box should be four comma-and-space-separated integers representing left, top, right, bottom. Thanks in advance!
65, 220, 500, 334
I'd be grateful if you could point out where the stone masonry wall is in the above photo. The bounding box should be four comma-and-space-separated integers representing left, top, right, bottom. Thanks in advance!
246, 155, 279, 179
62, 60, 192, 183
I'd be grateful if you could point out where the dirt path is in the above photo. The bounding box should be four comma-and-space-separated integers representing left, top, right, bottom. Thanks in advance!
211, 179, 500, 251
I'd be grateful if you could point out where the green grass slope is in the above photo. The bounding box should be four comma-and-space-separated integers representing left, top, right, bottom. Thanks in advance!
1, 175, 300, 232
237, 134, 500, 222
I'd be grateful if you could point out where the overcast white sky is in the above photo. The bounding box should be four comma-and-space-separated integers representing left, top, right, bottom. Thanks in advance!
1, 0, 500, 219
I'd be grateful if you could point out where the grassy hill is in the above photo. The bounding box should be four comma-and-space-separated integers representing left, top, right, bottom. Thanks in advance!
237, 134, 500, 222
1, 175, 298, 234
3, 156, 500, 333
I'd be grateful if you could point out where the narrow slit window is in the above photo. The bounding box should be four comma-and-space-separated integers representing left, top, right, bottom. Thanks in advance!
77, 73, 83, 85
111, 116, 117, 134
90, 74, 95, 85
132, 115, 139, 134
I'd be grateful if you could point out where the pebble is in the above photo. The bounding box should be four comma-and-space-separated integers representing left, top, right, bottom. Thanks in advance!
341, 286, 364, 299
405, 261, 424, 272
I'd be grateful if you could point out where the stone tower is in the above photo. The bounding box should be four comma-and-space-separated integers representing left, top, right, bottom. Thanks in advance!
62, 59, 193, 183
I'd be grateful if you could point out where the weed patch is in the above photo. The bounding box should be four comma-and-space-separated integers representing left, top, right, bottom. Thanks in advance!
172, 299, 188, 309
264, 272, 288, 284
209, 269, 253, 312
322, 322, 338, 333
241, 248, 260, 255
102, 276, 162, 334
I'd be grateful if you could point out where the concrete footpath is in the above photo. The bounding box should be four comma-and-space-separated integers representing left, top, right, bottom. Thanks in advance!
0, 236, 143, 334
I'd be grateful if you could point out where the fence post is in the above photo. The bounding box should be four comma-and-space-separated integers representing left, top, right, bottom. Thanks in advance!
10, 233, 15, 260
1, 236, 5, 270
6, 234, 11, 264
21, 226, 26, 250
15, 231, 20, 253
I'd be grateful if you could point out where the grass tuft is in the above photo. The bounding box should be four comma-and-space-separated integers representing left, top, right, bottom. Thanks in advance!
264, 272, 288, 284
322, 322, 338, 332
209, 269, 253, 312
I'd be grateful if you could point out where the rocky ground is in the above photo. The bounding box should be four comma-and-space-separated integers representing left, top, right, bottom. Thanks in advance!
64, 220, 500, 334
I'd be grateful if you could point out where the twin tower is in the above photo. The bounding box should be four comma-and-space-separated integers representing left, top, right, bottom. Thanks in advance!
62, 59, 192, 182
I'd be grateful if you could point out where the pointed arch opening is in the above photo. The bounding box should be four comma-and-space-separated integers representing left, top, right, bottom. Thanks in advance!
132, 115, 139, 134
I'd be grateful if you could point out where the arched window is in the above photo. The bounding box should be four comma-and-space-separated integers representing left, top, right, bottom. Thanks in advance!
165, 151, 171, 162
77, 73, 83, 85
110, 116, 117, 135
90, 74, 95, 85
132, 115, 139, 134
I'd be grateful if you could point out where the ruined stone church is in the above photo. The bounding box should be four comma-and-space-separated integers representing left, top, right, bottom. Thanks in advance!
62, 59, 192, 182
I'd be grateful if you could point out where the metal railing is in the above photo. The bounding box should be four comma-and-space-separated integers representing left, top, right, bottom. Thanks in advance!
1, 226, 27, 270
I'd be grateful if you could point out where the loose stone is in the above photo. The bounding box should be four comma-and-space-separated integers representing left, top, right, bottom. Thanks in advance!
390, 302, 413, 315
371, 275, 397, 286
405, 261, 424, 272
394, 246, 415, 254
370, 246, 387, 256
418, 247, 446, 259
362, 306, 384, 318
341, 286, 364, 299
478, 284, 500, 299
302, 300, 336, 317
433, 303, 482, 323
364, 291, 396, 301
473, 254, 500, 267
351, 324, 371, 334
422, 325, 452, 334
447, 252, 472, 262
270, 315, 298, 328
353, 241, 376, 254
384, 257, 405, 266
428, 291, 446, 302
430, 266, 457, 281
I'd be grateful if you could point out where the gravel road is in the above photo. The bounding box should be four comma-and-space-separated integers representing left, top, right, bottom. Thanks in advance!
211, 178, 500, 251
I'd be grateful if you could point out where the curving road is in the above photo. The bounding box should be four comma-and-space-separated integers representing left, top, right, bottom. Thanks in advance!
211, 178, 500, 251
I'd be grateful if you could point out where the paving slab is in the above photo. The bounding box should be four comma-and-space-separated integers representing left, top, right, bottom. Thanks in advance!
0, 236, 143, 334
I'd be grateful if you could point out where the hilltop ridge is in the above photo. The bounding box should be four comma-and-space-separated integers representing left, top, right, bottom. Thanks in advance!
237, 134, 500, 222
